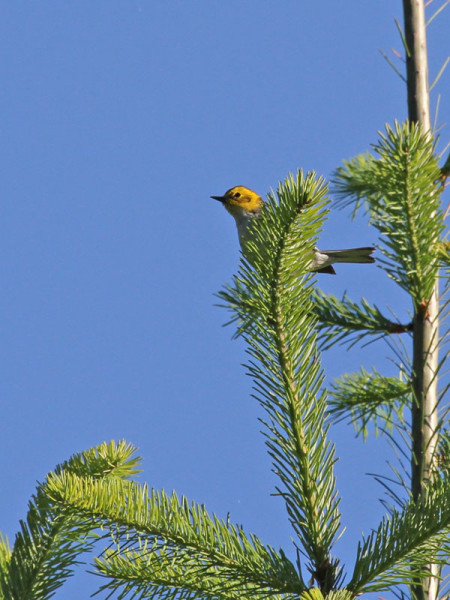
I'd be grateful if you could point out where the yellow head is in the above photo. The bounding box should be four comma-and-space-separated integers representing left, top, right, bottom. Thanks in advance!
211, 186, 263, 218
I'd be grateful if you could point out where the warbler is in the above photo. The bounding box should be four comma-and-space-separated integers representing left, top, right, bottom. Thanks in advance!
211, 185, 375, 274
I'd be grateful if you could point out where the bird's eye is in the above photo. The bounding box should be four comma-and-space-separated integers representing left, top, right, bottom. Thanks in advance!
234, 192, 241, 198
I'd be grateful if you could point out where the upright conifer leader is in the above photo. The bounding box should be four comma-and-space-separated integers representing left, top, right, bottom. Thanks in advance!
403, 2, 439, 599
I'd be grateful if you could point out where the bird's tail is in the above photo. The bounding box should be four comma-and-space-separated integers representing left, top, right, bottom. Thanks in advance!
321, 247, 375, 264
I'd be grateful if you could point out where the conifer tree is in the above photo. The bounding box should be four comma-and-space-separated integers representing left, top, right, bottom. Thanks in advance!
1, 3, 448, 600
315, 2, 449, 598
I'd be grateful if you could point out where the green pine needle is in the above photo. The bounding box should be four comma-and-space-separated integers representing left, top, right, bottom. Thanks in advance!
0, 440, 136, 600
218, 171, 343, 590
46, 473, 304, 600
313, 289, 412, 350
328, 368, 411, 438
333, 121, 445, 305
348, 468, 450, 594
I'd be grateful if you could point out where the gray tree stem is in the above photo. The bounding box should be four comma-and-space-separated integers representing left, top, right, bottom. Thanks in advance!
403, 2, 439, 599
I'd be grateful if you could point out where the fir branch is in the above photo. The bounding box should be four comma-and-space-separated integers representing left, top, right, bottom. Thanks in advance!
300, 591, 353, 600
218, 172, 343, 591
331, 152, 379, 214
94, 545, 296, 600
328, 368, 411, 438
441, 150, 450, 180
0, 533, 11, 576
347, 468, 450, 594
333, 121, 444, 305
46, 473, 303, 599
0, 440, 135, 600
0, 496, 93, 600
313, 290, 412, 350
435, 428, 450, 475
438, 241, 450, 266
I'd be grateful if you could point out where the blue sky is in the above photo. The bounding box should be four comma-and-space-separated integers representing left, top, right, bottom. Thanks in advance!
1, 2, 449, 598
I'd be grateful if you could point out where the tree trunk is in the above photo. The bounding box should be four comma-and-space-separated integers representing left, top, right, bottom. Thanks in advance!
402, 2, 439, 599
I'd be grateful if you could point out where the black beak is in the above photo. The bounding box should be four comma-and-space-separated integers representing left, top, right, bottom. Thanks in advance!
211, 195, 225, 203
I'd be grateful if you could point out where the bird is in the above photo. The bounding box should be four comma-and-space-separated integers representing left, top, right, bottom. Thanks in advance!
211, 185, 375, 274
